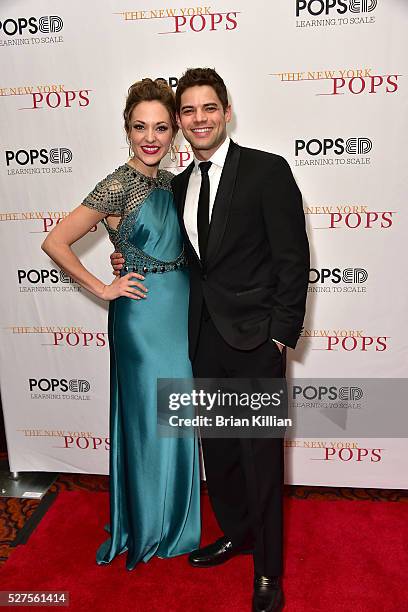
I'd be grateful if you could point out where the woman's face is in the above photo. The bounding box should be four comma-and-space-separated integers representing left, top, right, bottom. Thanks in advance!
128, 100, 173, 173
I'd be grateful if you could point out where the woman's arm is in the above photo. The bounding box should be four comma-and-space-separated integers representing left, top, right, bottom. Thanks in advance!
41, 205, 147, 301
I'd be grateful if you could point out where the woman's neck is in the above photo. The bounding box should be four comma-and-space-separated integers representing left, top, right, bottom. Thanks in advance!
128, 157, 159, 178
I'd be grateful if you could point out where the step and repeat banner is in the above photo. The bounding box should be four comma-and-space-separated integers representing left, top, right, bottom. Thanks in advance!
1, 0, 407, 486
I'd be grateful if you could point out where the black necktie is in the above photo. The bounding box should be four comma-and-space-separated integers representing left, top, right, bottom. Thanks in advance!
197, 161, 212, 262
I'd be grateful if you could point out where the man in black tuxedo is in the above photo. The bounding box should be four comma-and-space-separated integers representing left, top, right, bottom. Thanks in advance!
113, 68, 309, 612
175, 69, 308, 612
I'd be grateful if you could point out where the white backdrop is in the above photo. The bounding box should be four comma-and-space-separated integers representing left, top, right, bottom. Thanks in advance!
1, 0, 407, 487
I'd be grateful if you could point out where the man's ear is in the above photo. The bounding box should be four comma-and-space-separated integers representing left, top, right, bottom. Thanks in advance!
225, 105, 232, 124
176, 113, 182, 129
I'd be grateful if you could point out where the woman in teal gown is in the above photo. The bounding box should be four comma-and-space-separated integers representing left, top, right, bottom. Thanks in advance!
86, 164, 200, 568
42, 79, 200, 570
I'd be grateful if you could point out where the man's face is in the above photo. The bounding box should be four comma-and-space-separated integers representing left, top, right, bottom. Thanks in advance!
177, 85, 231, 160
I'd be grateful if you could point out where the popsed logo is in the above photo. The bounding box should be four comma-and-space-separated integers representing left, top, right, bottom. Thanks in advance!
308, 267, 369, 295
0, 16, 63, 36
6, 148, 72, 166
296, 1, 377, 16
28, 378, 91, 402
0, 16, 64, 47
294, 137, 373, 167
28, 378, 90, 393
18, 268, 73, 284
292, 385, 363, 401
295, 138, 372, 156
309, 268, 368, 283
5, 148, 73, 176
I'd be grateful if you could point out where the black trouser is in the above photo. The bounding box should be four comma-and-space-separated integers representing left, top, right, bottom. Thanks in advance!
192, 310, 285, 577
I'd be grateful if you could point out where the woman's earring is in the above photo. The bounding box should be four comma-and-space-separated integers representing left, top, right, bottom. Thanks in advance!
169, 144, 176, 163
127, 137, 133, 159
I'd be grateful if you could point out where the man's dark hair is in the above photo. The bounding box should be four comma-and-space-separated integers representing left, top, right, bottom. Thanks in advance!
175, 68, 229, 113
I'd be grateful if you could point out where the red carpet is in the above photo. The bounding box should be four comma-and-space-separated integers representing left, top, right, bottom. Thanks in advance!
0, 491, 407, 611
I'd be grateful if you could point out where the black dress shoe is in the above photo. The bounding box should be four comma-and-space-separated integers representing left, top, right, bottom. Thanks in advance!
188, 536, 253, 568
252, 575, 284, 612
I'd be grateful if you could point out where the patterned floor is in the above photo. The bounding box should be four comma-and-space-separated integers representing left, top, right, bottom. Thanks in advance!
1, 469, 407, 568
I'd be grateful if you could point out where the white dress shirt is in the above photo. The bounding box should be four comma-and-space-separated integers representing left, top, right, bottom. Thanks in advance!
183, 136, 230, 257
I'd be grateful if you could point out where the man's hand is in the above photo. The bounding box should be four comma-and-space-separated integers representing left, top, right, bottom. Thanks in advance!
110, 251, 125, 277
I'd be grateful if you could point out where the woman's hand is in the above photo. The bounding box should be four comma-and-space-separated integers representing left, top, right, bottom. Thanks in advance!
101, 272, 148, 301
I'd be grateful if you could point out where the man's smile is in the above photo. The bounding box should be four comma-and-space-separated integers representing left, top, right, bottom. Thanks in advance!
191, 127, 213, 136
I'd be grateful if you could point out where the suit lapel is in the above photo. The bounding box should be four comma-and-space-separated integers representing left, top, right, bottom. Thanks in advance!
206, 140, 240, 269
173, 162, 201, 267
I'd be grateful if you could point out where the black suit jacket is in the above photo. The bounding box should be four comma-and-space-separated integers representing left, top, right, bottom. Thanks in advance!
171, 140, 309, 359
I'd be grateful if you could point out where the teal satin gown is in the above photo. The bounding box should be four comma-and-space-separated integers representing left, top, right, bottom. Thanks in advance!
82, 164, 200, 570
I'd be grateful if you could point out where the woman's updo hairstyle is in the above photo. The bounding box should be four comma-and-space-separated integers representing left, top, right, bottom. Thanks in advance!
124, 78, 178, 135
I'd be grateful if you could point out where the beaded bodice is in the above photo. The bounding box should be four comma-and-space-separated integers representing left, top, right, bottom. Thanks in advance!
83, 164, 187, 275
